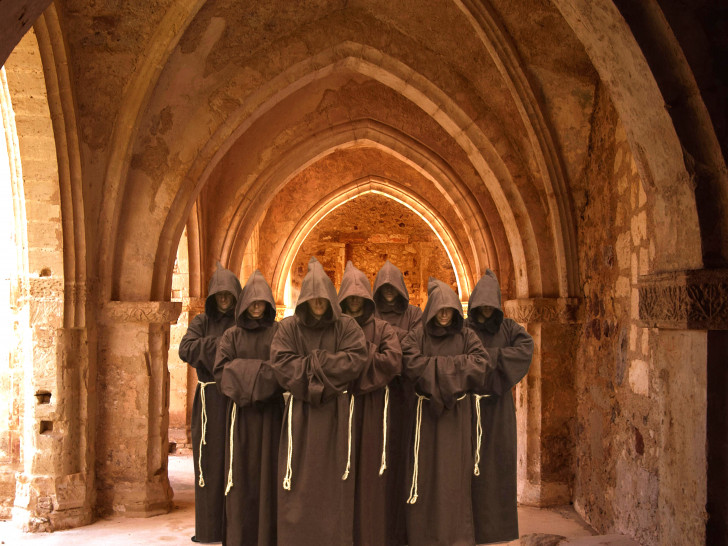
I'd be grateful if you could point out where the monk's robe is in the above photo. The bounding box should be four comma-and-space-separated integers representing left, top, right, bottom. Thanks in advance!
372, 260, 423, 545
465, 270, 533, 544
338, 261, 402, 546
214, 270, 283, 546
179, 263, 241, 543
270, 257, 368, 546
401, 277, 489, 546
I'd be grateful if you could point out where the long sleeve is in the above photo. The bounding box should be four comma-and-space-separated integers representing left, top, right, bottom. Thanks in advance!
270, 318, 368, 407
179, 314, 219, 375
402, 328, 488, 414
213, 328, 282, 406
355, 321, 402, 394
482, 321, 533, 395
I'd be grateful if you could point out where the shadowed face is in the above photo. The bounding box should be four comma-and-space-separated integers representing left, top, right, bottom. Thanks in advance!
380, 284, 398, 303
344, 296, 364, 317
215, 291, 234, 313
246, 300, 266, 319
435, 307, 454, 327
476, 306, 494, 323
308, 297, 330, 319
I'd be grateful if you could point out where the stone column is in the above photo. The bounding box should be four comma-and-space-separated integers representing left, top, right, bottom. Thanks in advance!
504, 297, 581, 507
96, 301, 181, 517
11, 277, 93, 532
637, 269, 727, 541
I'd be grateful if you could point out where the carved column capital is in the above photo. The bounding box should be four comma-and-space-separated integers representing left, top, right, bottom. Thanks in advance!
638, 269, 728, 329
100, 301, 182, 325
503, 297, 582, 324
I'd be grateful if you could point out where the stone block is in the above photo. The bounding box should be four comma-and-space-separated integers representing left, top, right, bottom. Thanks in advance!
641, 329, 650, 357
615, 276, 630, 299
639, 247, 649, 277
628, 360, 649, 396
630, 210, 647, 247
629, 323, 639, 352
27, 221, 63, 252
615, 232, 630, 270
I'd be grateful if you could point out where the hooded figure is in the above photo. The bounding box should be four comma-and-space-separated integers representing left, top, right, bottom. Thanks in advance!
372, 260, 423, 545
269, 257, 368, 546
338, 261, 403, 546
401, 277, 489, 546
179, 262, 242, 543
465, 270, 533, 544
373, 260, 423, 341
213, 270, 283, 546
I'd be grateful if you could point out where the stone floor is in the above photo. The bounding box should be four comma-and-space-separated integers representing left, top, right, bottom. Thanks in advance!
0, 454, 640, 545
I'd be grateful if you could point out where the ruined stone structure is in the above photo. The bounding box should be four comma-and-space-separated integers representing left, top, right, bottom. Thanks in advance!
0, 1, 726, 544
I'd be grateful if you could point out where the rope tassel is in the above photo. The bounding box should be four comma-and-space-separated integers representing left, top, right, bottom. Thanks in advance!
407, 394, 428, 504
342, 393, 355, 480
197, 381, 216, 488
379, 385, 390, 476
282, 395, 294, 491
225, 403, 237, 495
473, 394, 490, 476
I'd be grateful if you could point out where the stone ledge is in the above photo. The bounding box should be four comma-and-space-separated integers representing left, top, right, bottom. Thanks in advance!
100, 301, 182, 325
503, 298, 582, 324
637, 269, 728, 330
179, 297, 205, 315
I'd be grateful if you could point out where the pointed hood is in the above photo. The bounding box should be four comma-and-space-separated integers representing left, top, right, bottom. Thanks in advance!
338, 261, 375, 324
235, 270, 276, 329
422, 277, 463, 336
295, 257, 341, 326
373, 260, 410, 313
205, 262, 243, 318
467, 269, 504, 333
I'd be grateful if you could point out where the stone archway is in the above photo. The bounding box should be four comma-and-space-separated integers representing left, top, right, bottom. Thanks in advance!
0, 10, 93, 530
267, 177, 475, 308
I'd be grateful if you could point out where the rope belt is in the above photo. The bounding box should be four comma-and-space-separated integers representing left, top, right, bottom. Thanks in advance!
406, 393, 429, 504
282, 394, 294, 491
341, 392, 354, 481
472, 394, 491, 476
378, 385, 390, 476
197, 381, 216, 488
282, 392, 356, 490
225, 402, 237, 495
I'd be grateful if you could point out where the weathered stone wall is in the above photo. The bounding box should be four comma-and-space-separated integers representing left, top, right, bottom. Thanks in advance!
571, 85, 706, 544
1, 30, 96, 531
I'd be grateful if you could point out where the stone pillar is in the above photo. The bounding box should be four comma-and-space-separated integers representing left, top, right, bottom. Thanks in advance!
11, 278, 93, 532
504, 297, 581, 507
638, 269, 727, 542
96, 301, 181, 518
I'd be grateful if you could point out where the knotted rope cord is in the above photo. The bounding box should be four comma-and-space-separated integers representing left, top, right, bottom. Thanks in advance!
282, 394, 294, 490
406, 394, 429, 504
197, 381, 216, 488
378, 385, 390, 476
342, 392, 355, 480
472, 394, 490, 476
224, 402, 237, 495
